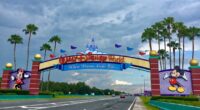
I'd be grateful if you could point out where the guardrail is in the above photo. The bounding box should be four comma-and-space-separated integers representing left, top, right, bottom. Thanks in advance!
150, 100, 200, 110
0, 95, 53, 100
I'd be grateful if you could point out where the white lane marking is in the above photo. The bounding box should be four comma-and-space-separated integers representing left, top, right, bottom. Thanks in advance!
128, 97, 136, 110
25, 97, 117, 110
0, 97, 117, 110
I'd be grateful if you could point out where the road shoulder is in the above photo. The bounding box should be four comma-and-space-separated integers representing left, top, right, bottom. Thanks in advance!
132, 97, 147, 110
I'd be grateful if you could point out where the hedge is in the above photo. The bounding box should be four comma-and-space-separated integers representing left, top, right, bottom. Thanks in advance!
151, 96, 199, 101
39, 91, 54, 95
0, 89, 29, 95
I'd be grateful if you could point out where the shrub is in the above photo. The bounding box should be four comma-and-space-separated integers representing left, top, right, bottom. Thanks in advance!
151, 96, 199, 101
39, 91, 64, 97
0, 89, 29, 95
39, 91, 54, 95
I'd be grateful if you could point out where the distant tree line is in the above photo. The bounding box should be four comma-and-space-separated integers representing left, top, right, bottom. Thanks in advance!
40, 81, 123, 95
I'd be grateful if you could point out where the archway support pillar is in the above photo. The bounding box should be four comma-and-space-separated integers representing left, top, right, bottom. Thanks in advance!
190, 66, 200, 95
1, 69, 12, 89
149, 55, 160, 96
29, 61, 41, 95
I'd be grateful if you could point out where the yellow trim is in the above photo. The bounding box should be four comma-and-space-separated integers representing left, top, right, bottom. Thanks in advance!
39, 55, 150, 70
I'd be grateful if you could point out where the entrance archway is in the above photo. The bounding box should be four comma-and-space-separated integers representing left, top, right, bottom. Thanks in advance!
2, 51, 199, 96
29, 54, 152, 95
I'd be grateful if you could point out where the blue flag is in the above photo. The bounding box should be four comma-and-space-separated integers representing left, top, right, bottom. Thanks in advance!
115, 44, 122, 48
127, 47, 133, 51
70, 45, 77, 49
60, 49, 66, 53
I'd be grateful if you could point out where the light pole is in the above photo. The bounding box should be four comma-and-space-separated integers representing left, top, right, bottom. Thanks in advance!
141, 75, 145, 95
144, 78, 145, 95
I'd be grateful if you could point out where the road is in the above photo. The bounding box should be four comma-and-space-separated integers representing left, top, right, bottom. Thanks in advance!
0, 96, 135, 110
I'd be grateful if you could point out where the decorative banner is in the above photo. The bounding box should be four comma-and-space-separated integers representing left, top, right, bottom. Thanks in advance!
60, 49, 66, 53
159, 67, 192, 95
139, 51, 146, 56
9, 68, 31, 90
49, 54, 55, 59
55, 62, 131, 71
127, 47, 133, 51
70, 45, 77, 49
115, 44, 122, 48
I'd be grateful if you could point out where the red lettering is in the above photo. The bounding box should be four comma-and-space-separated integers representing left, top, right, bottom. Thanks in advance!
59, 56, 65, 64
59, 55, 125, 64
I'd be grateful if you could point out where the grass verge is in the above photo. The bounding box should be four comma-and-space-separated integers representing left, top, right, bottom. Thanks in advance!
140, 96, 159, 110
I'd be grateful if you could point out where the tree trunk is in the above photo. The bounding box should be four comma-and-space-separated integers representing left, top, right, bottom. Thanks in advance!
169, 38, 172, 69
173, 49, 175, 67
158, 35, 162, 70
149, 39, 152, 51
47, 70, 51, 91
48, 42, 57, 91
54, 42, 56, 54
40, 50, 47, 91
178, 37, 181, 67
192, 38, 194, 59
14, 43, 16, 70
163, 57, 165, 69
182, 37, 185, 69
164, 37, 166, 69
26, 33, 31, 70
44, 50, 47, 60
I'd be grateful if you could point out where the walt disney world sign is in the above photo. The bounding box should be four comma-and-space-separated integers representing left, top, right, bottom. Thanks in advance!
59, 54, 125, 64
38, 54, 150, 71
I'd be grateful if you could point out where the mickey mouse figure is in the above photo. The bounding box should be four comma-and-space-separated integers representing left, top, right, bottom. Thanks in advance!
163, 66, 187, 93
11, 68, 30, 90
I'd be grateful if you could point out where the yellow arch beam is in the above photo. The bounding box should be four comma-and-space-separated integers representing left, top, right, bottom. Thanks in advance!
39, 54, 150, 71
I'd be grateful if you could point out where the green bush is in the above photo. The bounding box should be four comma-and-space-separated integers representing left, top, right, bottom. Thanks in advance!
0, 89, 29, 95
53, 92, 64, 95
39, 91, 54, 95
151, 96, 199, 101
39, 91, 64, 97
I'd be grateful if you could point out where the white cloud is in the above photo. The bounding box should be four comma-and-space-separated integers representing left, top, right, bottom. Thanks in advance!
111, 80, 133, 86
71, 72, 80, 76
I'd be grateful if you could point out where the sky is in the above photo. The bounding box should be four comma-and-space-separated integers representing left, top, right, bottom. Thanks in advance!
0, 0, 200, 93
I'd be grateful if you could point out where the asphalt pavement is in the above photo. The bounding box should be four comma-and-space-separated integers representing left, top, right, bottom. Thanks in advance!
0, 96, 135, 110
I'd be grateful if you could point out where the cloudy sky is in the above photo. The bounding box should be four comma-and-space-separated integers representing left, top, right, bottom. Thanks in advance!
1, 0, 200, 93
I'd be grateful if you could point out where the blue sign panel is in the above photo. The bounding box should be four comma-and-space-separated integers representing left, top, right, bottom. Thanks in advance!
55, 62, 130, 71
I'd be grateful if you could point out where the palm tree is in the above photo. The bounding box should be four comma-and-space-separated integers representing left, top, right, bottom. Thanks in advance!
152, 22, 164, 70
170, 41, 179, 67
40, 43, 52, 60
163, 17, 175, 69
141, 28, 156, 51
152, 22, 164, 51
174, 22, 188, 69
187, 27, 200, 59
47, 35, 61, 90
181, 27, 188, 69
40, 43, 52, 91
174, 22, 185, 67
23, 24, 38, 70
49, 35, 61, 54
158, 49, 169, 69
7, 34, 23, 70
167, 42, 172, 68
160, 28, 170, 68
